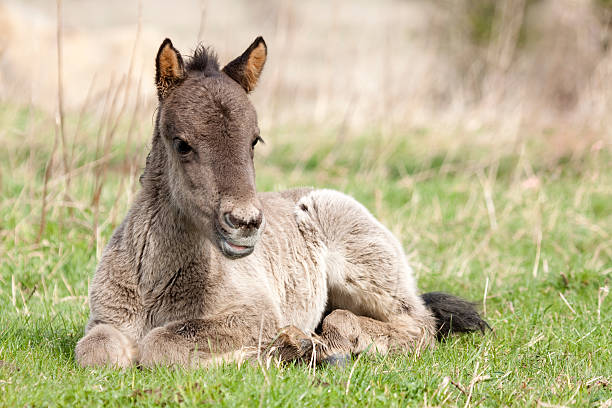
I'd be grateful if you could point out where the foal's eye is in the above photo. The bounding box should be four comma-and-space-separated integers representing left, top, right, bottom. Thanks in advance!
251, 136, 263, 149
173, 138, 192, 155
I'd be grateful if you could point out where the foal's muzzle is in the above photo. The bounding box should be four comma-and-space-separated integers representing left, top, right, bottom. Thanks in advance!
214, 207, 264, 259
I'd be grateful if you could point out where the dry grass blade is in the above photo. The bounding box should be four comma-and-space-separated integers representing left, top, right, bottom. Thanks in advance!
598, 284, 609, 323
36, 125, 59, 243
345, 350, 365, 395
55, 0, 67, 178
559, 292, 577, 315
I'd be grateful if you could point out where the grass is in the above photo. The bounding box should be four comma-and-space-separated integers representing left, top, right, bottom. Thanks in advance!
0, 103, 610, 407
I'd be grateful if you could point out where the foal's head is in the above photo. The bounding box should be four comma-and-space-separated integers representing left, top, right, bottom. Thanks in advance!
152, 37, 267, 259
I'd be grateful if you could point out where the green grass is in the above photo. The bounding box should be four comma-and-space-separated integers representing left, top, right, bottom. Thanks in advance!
0, 105, 610, 407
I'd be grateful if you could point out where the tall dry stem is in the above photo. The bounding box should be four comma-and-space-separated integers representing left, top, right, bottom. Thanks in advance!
37, 125, 59, 243
55, 0, 67, 175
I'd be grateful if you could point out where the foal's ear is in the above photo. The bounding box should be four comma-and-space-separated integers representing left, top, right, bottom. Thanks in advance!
155, 38, 185, 100
222, 37, 267, 93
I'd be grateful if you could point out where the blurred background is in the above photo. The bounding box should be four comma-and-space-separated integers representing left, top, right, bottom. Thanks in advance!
2, 0, 612, 150
0, 0, 610, 261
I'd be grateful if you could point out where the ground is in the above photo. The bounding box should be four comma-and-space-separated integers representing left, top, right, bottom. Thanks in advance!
0, 104, 610, 407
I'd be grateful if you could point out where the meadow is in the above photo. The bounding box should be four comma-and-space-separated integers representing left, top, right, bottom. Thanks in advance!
0, 99, 610, 406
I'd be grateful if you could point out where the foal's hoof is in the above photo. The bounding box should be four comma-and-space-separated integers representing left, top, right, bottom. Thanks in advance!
274, 326, 318, 362
322, 353, 351, 368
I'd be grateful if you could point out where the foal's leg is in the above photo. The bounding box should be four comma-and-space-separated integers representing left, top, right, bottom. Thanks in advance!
138, 310, 322, 367
75, 324, 138, 368
272, 310, 434, 366
295, 190, 438, 359
318, 309, 434, 360
138, 310, 274, 367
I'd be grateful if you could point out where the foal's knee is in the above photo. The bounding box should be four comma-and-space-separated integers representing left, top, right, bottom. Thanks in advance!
321, 310, 398, 355
75, 324, 137, 368
319, 309, 362, 355
322, 310, 361, 339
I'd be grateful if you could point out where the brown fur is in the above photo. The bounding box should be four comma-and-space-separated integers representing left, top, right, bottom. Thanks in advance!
222, 37, 267, 93
75, 38, 485, 368
155, 39, 185, 99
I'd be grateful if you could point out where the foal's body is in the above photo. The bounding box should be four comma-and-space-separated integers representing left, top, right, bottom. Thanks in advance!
76, 38, 486, 368
82, 187, 435, 366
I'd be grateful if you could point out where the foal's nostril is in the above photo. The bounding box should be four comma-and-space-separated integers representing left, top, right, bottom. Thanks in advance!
223, 211, 263, 230
252, 210, 263, 229
224, 212, 239, 229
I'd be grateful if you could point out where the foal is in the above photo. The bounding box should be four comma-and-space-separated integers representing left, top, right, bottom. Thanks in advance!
75, 37, 488, 368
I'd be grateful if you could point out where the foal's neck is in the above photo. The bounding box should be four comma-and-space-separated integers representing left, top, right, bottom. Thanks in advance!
137, 132, 211, 263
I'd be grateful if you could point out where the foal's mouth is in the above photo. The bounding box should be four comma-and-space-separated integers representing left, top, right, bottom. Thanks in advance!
214, 223, 259, 259
217, 234, 255, 259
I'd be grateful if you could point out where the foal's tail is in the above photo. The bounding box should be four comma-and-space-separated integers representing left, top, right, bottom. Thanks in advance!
421, 292, 490, 340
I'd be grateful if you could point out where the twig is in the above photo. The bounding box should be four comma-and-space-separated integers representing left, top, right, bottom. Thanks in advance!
478, 170, 498, 231
464, 361, 491, 408
197, 0, 208, 43
11, 275, 16, 310
464, 360, 479, 408
91, 0, 142, 241
598, 283, 609, 323
451, 380, 468, 396
66, 72, 98, 216
559, 292, 576, 315
56, 0, 67, 177
532, 229, 542, 278
345, 351, 364, 395
257, 314, 264, 366
345, 344, 371, 395
483, 276, 489, 317
37, 122, 59, 243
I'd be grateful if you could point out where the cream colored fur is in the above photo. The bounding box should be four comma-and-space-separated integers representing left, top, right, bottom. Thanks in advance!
76, 188, 437, 367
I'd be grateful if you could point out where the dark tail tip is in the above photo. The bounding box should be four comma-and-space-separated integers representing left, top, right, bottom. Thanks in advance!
421, 292, 490, 340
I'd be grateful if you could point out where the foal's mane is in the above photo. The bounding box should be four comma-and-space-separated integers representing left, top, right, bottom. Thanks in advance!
186, 45, 221, 76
